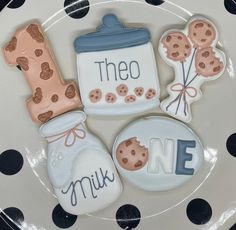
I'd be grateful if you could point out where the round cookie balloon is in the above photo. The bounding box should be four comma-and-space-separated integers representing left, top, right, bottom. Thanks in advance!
113, 116, 204, 191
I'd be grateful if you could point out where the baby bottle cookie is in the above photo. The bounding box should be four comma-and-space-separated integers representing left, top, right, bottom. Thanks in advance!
74, 14, 160, 116
159, 16, 226, 123
3, 22, 81, 123
40, 111, 122, 215
113, 116, 204, 191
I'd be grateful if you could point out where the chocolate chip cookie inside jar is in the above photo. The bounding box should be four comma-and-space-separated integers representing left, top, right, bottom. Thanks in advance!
39, 111, 122, 215
74, 14, 160, 116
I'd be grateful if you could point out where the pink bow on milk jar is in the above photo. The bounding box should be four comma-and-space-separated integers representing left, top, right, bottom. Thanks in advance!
74, 14, 160, 116
159, 16, 226, 123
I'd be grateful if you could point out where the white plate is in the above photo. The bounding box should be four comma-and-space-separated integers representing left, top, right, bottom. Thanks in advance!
1, 0, 236, 229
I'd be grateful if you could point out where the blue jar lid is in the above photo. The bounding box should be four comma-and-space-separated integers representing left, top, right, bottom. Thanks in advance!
74, 14, 150, 53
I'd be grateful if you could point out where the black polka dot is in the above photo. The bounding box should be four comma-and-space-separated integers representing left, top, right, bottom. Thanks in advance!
0, 207, 24, 230
224, 0, 236, 15
145, 0, 165, 6
186, 198, 212, 225
116, 204, 141, 230
52, 204, 77, 229
0, 149, 24, 175
7, 0, 25, 9
64, 0, 89, 19
230, 223, 236, 230
16, 65, 22, 71
226, 134, 236, 157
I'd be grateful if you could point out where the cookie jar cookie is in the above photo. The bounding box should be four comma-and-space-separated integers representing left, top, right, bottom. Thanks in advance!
74, 14, 160, 116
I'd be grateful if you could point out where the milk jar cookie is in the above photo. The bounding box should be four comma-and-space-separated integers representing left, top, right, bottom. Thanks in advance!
3, 22, 122, 215
40, 111, 122, 215
113, 116, 204, 191
159, 16, 226, 123
74, 14, 160, 116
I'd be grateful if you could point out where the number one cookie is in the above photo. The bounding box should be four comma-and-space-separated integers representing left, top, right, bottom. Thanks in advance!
159, 16, 226, 123
3, 23, 81, 123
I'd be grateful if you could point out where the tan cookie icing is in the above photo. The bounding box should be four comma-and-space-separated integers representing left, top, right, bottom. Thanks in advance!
105, 93, 117, 103
116, 84, 128, 96
89, 89, 102, 103
134, 87, 144, 97
188, 20, 216, 48
162, 32, 191, 62
145, 88, 156, 99
116, 137, 149, 171
195, 47, 224, 77
3, 22, 81, 123
125, 95, 136, 103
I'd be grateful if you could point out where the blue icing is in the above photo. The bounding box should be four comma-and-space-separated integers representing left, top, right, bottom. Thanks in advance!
74, 14, 150, 53
175, 140, 195, 175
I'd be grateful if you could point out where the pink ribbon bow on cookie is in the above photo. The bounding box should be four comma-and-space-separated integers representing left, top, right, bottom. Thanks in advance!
47, 124, 86, 147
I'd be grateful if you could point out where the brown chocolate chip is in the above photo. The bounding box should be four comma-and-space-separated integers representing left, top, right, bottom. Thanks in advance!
134, 160, 143, 168
38, 111, 53, 123
201, 39, 207, 42
193, 33, 197, 36
5, 37, 17, 52
195, 23, 204, 28
65, 84, 76, 99
202, 51, 210, 58
185, 44, 190, 49
210, 61, 215, 65
173, 44, 179, 48
172, 52, 179, 57
125, 140, 132, 147
35, 49, 43, 57
51, 94, 59, 102
213, 66, 221, 72
32, 87, 42, 104
178, 36, 182, 40
131, 150, 136, 156
166, 35, 171, 42
119, 150, 123, 154
16, 57, 29, 71
40, 62, 53, 80
142, 153, 146, 157
199, 62, 206, 69
26, 24, 44, 43
205, 30, 212, 36
122, 158, 128, 164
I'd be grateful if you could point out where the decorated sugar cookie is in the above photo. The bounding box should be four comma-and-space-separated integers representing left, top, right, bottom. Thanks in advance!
74, 14, 160, 116
40, 111, 122, 215
2, 23, 122, 215
113, 116, 204, 191
159, 16, 226, 123
3, 22, 82, 123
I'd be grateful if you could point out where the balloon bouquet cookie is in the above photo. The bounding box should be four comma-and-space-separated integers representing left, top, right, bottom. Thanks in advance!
2, 13, 226, 215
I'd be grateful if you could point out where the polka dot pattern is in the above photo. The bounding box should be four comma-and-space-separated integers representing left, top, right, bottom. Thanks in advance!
52, 204, 77, 228
230, 223, 236, 230
64, 0, 89, 19
0, 207, 24, 230
186, 198, 212, 225
226, 133, 236, 157
7, 0, 25, 9
0, 150, 24, 175
224, 0, 236, 15
116, 204, 141, 230
145, 0, 165, 6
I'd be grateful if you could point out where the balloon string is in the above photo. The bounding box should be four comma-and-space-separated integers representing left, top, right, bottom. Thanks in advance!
185, 48, 197, 85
